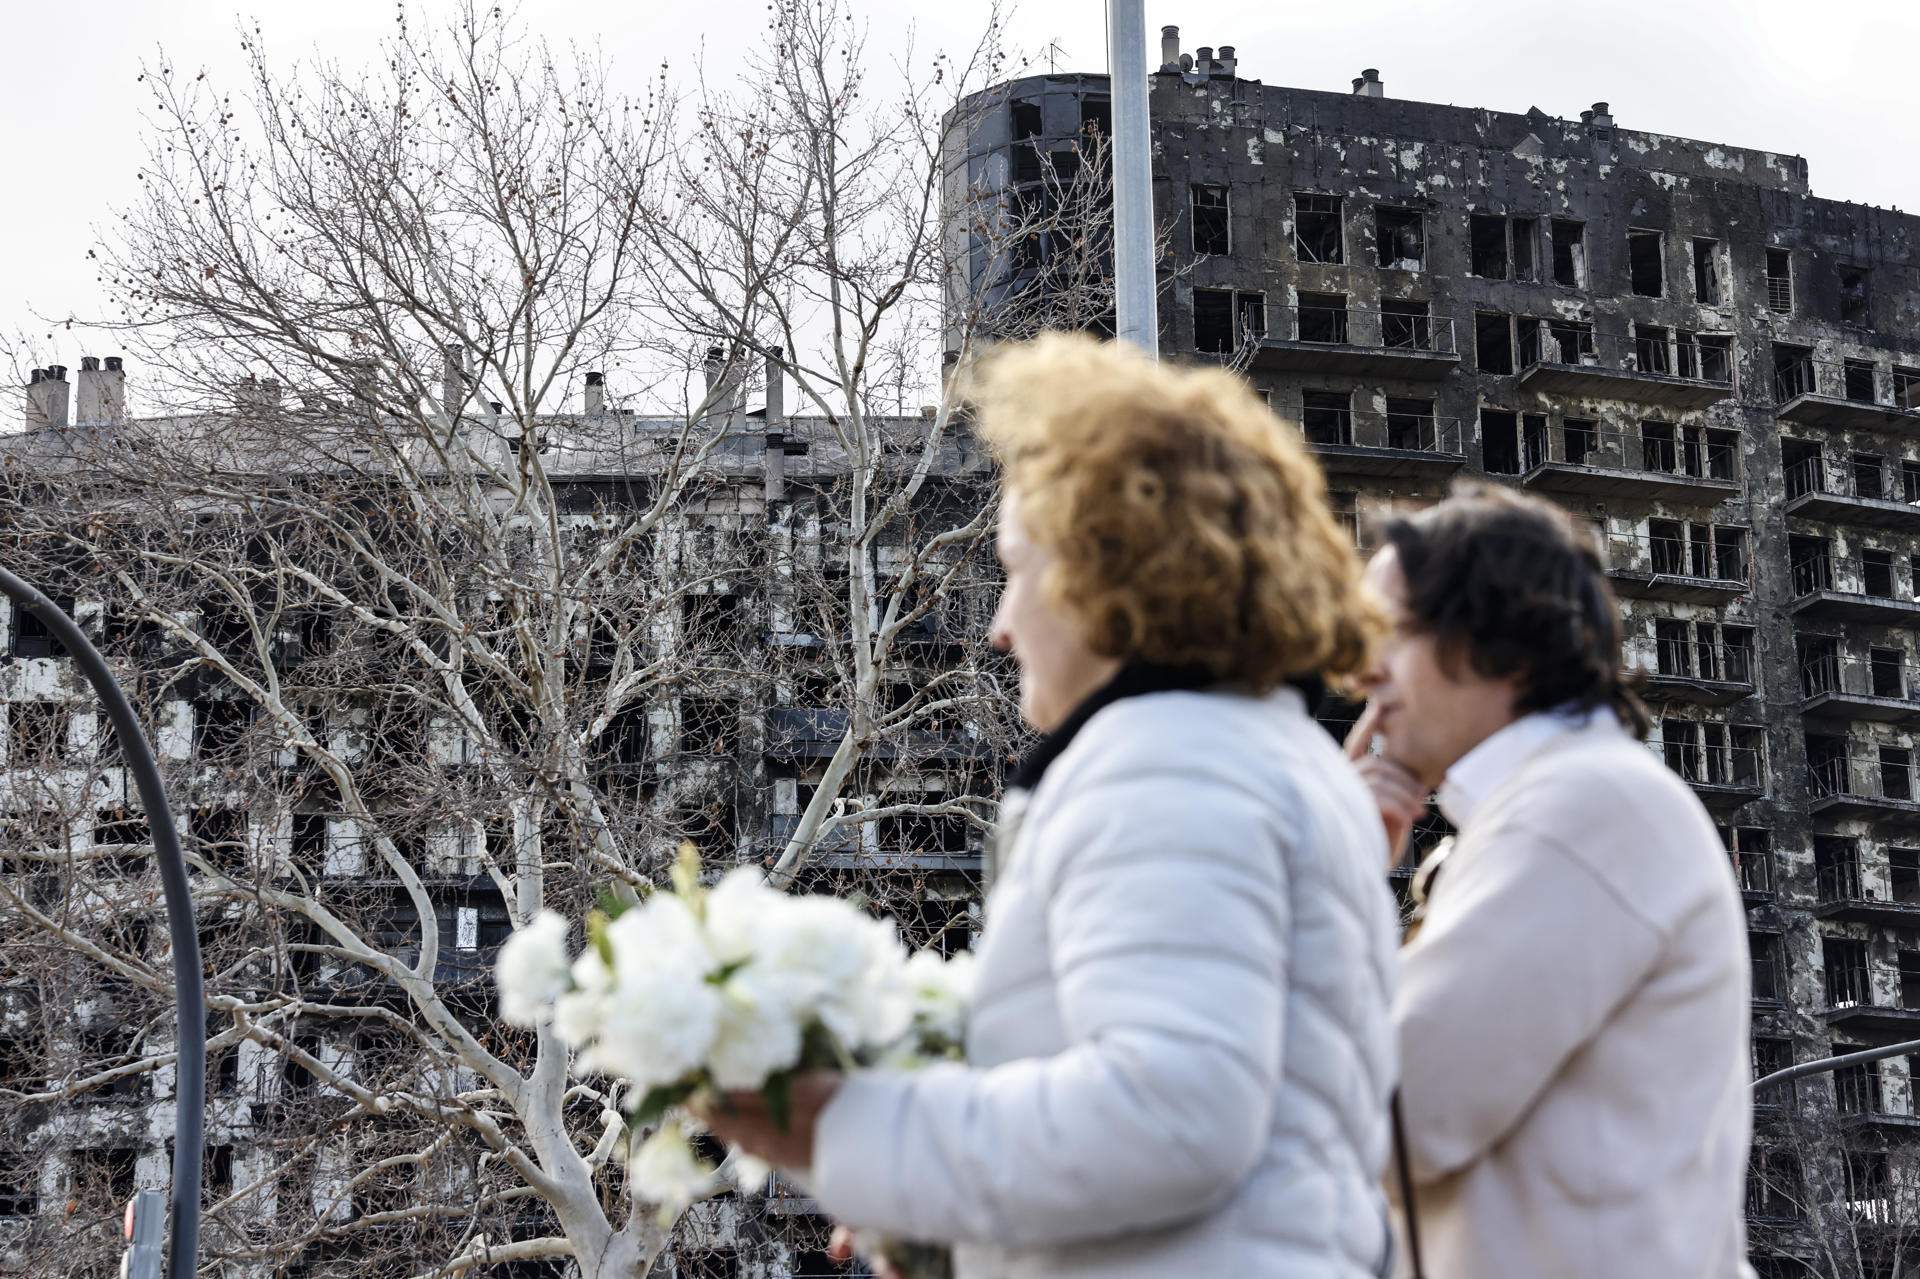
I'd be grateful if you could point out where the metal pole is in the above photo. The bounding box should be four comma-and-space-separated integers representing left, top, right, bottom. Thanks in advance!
1106, 0, 1158, 356
1753, 1036, 1920, 1093
0, 568, 203, 1278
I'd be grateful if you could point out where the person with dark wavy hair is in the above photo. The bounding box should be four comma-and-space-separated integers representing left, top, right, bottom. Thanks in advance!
1345, 484, 1754, 1279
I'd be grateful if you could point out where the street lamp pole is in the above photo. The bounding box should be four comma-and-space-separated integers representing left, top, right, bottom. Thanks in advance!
1106, 0, 1158, 356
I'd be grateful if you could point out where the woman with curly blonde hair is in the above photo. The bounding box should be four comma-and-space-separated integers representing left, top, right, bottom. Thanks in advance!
710, 333, 1403, 1278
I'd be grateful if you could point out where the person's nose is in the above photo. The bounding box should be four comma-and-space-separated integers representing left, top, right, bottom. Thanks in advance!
987, 594, 1014, 656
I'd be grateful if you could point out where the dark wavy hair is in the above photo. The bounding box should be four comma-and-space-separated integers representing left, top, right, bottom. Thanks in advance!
1379, 484, 1650, 737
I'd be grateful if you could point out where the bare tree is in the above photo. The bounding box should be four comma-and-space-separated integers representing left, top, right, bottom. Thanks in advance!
0, 3, 1116, 1276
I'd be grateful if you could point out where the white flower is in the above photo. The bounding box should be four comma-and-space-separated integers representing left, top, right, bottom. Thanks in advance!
551, 949, 613, 1048
627, 1120, 712, 1213
904, 949, 975, 1046
495, 910, 572, 1027
562, 894, 724, 1091
727, 1148, 772, 1194
707, 966, 804, 1090
704, 866, 784, 966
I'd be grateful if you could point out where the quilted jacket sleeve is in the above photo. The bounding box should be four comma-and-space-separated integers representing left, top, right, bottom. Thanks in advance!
809, 764, 1291, 1249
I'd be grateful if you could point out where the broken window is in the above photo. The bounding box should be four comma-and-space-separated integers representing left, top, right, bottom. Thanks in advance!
1293, 193, 1343, 264
1474, 312, 1513, 375
1510, 217, 1537, 281
678, 697, 738, 756
1627, 229, 1664, 297
1840, 266, 1871, 327
1773, 343, 1815, 401
1386, 398, 1436, 451
1564, 417, 1597, 466
1790, 533, 1832, 595
1192, 287, 1234, 354
1522, 318, 1593, 366
1897, 367, 1920, 412
1010, 99, 1043, 184
1712, 526, 1747, 582
1694, 334, 1732, 384
193, 806, 248, 877
1748, 1145, 1798, 1219
1750, 933, 1786, 1004
1236, 292, 1267, 344
1550, 219, 1585, 287
1894, 846, 1920, 902
1726, 827, 1773, 895
1522, 414, 1549, 470
1380, 298, 1431, 350
1295, 292, 1348, 344
1904, 951, 1920, 1010
1655, 618, 1690, 677
1782, 438, 1822, 499
1834, 1047, 1881, 1115
1641, 421, 1677, 473
1904, 460, 1920, 505
1845, 359, 1877, 404
9, 593, 73, 659
193, 698, 252, 758
1469, 214, 1508, 278
1375, 206, 1424, 270
1633, 324, 1670, 375
1765, 248, 1793, 314
70, 1148, 137, 1211
1815, 834, 1863, 902
1865, 547, 1897, 598
7, 702, 71, 764
1692, 237, 1722, 304
1871, 646, 1907, 699
1480, 408, 1520, 475
1326, 490, 1361, 547
1884, 744, 1914, 800
1852, 452, 1886, 501
1078, 97, 1111, 139
1190, 184, 1230, 256
1300, 390, 1352, 447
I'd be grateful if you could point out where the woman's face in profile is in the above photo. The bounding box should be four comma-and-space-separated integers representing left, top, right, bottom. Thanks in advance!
988, 493, 1120, 734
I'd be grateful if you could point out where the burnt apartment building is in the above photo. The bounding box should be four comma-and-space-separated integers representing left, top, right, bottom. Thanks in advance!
949, 27, 1920, 1274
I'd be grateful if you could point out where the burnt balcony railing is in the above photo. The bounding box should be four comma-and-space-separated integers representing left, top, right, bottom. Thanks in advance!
1784, 456, 1920, 531
1799, 654, 1920, 722
1789, 554, 1920, 626
1775, 354, 1920, 430
1519, 422, 1741, 501
1649, 739, 1765, 799
1254, 305, 1460, 379
1517, 325, 1737, 409
1809, 755, 1920, 823
1594, 528, 1748, 602
1635, 637, 1755, 705
1296, 409, 1467, 476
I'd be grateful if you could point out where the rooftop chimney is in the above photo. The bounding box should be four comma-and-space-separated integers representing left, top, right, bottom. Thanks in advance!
75, 355, 127, 426
235, 373, 283, 416
1160, 25, 1181, 71
703, 345, 727, 393
441, 344, 468, 421
702, 346, 746, 427
1195, 46, 1214, 77
763, 346, 785, 427
1589, 101, 1614, 131
1217, 45, 1237, 77
25, 366, 70, 429
1353, 68, 1384, 98
584, 370, 605, 416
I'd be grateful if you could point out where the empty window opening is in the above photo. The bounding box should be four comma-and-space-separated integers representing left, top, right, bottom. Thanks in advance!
1845, 359, 1877, 404
1865, 547, 1897, 598
1816, 834, 1863, 901
1381, 298, 1431, 350
1469, 214, 1508, 278
1894, 846, 1920, 903
1903, 459, 1920, 505
70, 1148, 137, 1210
1871, 646, 1907, 699
1374, 206, 1424, 270
1750, 932, 1785, 1003
1193, 287, 1234, 354
1853, 452, 1886, 501
1834, 1047, 1881, 1115
1522, 414, 1549, 471
1825, 936, 1871, 1009
1296, 292, 1348, 344
1236, 292, 1267, 345
1655, 618, 1690, 677
1692, 237, 1722, 304
1726, 827, 1773, 895
1301, 390, 1352, 447
1481, 409, 1520, 475
1790, 533, 1832, 596
10, 594, 73, 659
1695, 334, 1732, 384
1293, 193, 1344, 264
1884, 744, 1913, 800
1522, 318, 1594, 366
1641, 421, 1677, 473
1010, 100, 1043, 183
1711, 525, 1747, 582
1551, 219, 1586, 287
1840, 266, 1871, 327
1628, 229, 1665, 297
1078, 97, 1112, 139
1765, 248, 1793, 314
1386, 397, 1436, 451
1897, 366, 1920, 412
1782, 438, 1822, 499
1190, 184, 1230, 256
1773, 343, 1815, 401
1564, 417, 1597, 466
1634, 325, 1671, 375
1475, 312, 1513, 375
1510, 217, 1537, 281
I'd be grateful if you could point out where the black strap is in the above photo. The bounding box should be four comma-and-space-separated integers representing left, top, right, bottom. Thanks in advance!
1391, 1090, 1426, 1279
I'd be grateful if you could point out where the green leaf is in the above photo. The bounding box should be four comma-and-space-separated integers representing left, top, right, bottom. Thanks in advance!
627, 1081, 694, 1128
764, 1070, 793, 1133
586, 910, 616, 969
594, 884, 634, 920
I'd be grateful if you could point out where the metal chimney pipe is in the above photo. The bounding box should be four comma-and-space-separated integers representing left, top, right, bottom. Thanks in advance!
764, 346, 785, 426
1108, 0, 1160, 357
584, 370, 605, 416
1159, 25, 1180, 71
441, 344, 467, 421
25, 366, 70, 428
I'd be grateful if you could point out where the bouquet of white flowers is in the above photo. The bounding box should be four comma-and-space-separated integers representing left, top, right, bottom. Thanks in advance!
495, 847, 972, 1278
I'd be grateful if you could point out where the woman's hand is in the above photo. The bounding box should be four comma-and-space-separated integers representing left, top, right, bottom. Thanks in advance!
690, 1070, 842, 1172
829, 1225, 901, 1279
1344, 704, 1428, 866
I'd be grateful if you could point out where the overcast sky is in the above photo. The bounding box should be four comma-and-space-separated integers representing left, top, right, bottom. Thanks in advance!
5, 0, 1915, 381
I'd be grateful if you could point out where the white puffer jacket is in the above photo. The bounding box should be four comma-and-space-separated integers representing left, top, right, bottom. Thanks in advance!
812, 686, 1401, 1277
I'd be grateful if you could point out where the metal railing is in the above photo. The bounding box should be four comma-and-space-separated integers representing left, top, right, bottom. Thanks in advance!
1520, 422, 1741, 483
1519, 324, 1736, 387
1784, 455, 1920, 506
1594, 527, 1748, 585
1800, 652, 1914, 702
1817, 856, 1867, 904
1810, 754, 1920, 804
1731, 846, 1774, 895
1791, 551, 1911, 601
1766, 275, 1793, 314
1297, 409, 1467, 455
1651, 637, 1755, 685
1649, 738, 1765, 790
1269, 304, 1459, 354
1773, 352, 1920, 409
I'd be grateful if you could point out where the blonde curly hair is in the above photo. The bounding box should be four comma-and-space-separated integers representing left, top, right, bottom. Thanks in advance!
970, 333, 1379, 691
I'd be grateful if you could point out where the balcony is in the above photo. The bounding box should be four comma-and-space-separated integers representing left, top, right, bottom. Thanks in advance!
1634, 638, 1755, 706
1775, 356, 1920, 434
1650, 739, 1765, 806
1516, 327, 1737, 409
1808, 756, 1920, 825
1731, 847, 1775, 906
765, 708, 986, 764
1825, 966, 1920, 1038
1787, 556, 1920, 627
1519, 422, 1742, 503
1798, 654, 1920, 725
768, 813, 981, 873
1253, 304, 1460, 381
1784, 456, 1920, 532
1814, 861, 1920, 927
1297, 409, 1468, 478
1598, 529, 1748, 603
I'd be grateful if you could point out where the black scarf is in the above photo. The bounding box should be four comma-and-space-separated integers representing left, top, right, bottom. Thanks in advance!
1007, 663, 1328, 791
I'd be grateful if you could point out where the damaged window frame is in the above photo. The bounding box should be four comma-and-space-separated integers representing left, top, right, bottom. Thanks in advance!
1190, 184, 1231, 257
1469, 213, 1509, 279
1551, 218, 1587, 289
1692, 237, 1723, 305
1627, 227, 1665, 298
1764, 248, 1793, 315
1293, 192, 1345, 265
1839, 265, 1872, 328
1192, 287, 1267, 356
1374, 205, 1426, 272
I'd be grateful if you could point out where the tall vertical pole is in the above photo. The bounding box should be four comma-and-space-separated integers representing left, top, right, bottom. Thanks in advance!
1107, 0, 1158, 356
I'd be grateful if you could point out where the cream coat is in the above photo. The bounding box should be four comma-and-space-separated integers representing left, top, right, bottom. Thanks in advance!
1393, 717, 1755, 1278
811, 686, 1402, 1277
